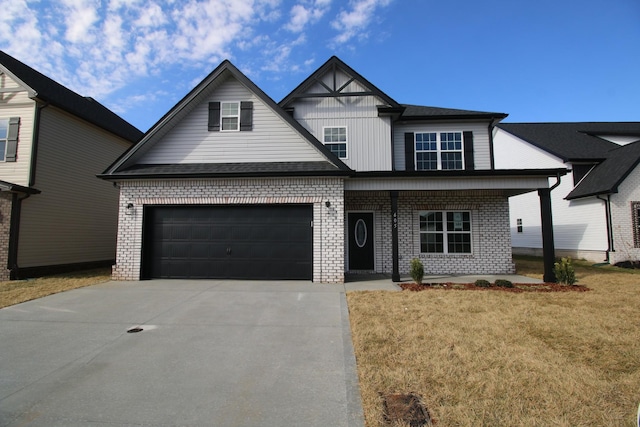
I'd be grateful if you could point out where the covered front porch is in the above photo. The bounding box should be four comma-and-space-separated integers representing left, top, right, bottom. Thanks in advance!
344, 169, 566, 282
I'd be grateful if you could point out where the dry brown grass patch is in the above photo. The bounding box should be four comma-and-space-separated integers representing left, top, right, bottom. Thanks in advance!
0, 268, 111, 308
347, 257, 640, 426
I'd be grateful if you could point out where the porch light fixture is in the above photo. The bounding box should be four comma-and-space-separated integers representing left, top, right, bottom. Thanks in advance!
125, 203, 134, 215
325, 201, 331, 208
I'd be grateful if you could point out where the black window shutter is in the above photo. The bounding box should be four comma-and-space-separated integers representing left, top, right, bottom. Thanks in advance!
240, 101, 253, 131
404, 132, 415, 171
463, 131, 474, 170
6, 117, 20, 162
208, 102, 220, 131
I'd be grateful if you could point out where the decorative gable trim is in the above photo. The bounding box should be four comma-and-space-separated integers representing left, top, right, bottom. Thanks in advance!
279, 56, 401, 109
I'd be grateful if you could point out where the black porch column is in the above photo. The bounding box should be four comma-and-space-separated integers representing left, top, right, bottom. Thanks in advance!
390, 190, 400, 282
538, 188, 557, 282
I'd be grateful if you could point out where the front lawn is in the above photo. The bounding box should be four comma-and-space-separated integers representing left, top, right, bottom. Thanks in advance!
0, 268, 111, 308
347, 257, 640, 426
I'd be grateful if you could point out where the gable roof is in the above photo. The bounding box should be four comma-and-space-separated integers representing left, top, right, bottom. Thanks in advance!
566, 140, 640, 199
0, 50, 142, 143
496, 122, 639, 162
101, 60, 351, 178
400, 104, 507, 121
279, 56, 401, 108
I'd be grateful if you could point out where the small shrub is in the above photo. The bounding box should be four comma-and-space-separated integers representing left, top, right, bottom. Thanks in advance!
495, 279, 514, 288
410, 258, 424, 284
554, 257, 577, 285
475, 279, 491, 288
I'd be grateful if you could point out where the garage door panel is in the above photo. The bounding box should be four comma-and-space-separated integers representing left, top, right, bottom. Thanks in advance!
142, 205, 313, 280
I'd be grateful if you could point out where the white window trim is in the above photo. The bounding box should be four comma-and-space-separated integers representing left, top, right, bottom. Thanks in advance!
220, 101, 240, 132
419, 210, 473, 254
322, 126, 348, 159
415, 131, 464, 170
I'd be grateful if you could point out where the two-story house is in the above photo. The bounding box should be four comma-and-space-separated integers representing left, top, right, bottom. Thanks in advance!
494, 122, 640, 265
100, 57, 565, 283
0, 51, 143, 280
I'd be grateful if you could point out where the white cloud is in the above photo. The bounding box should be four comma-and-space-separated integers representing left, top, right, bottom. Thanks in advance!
285, 0, 331, 32
331, 0, 392, 44
61, 0, 101, 43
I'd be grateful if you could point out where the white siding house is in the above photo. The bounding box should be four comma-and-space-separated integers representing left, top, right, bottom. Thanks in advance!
495, 123, 640, 264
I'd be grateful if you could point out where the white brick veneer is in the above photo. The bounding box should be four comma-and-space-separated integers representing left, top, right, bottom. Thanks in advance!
346, 190, 515, 275
610, 164, 640, 264
113, 177, 345, 283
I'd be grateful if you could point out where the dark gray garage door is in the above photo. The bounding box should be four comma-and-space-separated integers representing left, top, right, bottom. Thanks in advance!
142, 205, 313, 280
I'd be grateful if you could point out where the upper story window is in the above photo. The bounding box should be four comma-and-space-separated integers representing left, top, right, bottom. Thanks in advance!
323, 126, 347, 159
415, 132, 463, 170
419, 210, 472, 254
0, 119, 8, 161
208, 101, 252, 132
221, 102, 239, 131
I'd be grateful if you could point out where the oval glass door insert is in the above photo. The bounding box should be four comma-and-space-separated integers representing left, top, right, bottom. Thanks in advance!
354, 218, 367, 248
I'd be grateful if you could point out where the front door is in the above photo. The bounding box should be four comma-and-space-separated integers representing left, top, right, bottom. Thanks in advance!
348, 212, 374, 270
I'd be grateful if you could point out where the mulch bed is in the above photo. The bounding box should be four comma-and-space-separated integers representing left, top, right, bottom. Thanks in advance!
399, 282, 590, 293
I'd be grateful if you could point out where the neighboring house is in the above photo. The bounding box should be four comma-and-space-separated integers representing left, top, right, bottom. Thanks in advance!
0, 51, 143, 280
494, 123, 640, 264
100, 56, 565, 283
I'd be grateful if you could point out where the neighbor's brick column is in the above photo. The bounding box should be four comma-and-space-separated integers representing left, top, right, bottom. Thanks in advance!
112, 177, 345, 283
0, 193, 13, 281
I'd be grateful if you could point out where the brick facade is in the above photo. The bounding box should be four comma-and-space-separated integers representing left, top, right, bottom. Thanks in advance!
113, 177, 345, 283
346, 190, 515, 276
0, 192, 13, 280
610, 165, 640, 264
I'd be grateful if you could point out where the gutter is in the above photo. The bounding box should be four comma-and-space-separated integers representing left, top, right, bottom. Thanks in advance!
596, 195, 614, 262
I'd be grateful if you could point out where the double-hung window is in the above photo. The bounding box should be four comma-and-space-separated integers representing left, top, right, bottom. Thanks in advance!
0, 119, 7, 161
323, 126, 347, 158
415, 132, 463, 170
221, 102, 239, 131
419, 211, 471, 254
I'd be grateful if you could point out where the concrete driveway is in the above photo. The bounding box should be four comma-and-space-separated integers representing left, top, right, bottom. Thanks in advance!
0, 280, 366, 427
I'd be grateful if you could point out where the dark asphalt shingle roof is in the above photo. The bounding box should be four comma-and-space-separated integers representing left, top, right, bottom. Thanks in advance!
496, 122, 639, 161
0, 50, 143, 143
400, 104, 507, 120
566, 140, 640, 199
102, 162, 349, 178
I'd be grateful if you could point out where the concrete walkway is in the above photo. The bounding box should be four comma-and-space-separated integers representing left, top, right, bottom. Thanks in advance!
0, 280, 365, 427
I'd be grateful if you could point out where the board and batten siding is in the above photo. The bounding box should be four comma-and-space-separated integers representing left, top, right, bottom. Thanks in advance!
394, 122, 492, 171
0, 72, 36, 186
17, 106, 130, 267
290, 96, 392, 171
139, 76, 326, 164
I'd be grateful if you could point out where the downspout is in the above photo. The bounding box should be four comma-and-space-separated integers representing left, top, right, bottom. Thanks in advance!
596, 195, 613, 263
8, 192, 32, 279
29, 102, 49, 186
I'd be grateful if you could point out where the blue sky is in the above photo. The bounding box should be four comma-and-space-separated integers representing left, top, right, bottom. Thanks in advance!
1, 0, 638, 132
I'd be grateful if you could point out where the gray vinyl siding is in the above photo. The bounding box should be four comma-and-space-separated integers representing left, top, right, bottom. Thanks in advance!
17, 106, 130, 267
394, 122, 492, 171
289, 96, 393, 171
139, 77, 326, 164
0, 73, 36, 186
